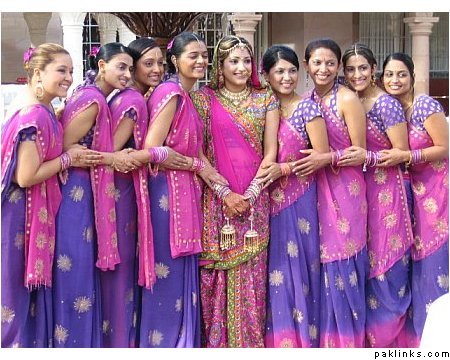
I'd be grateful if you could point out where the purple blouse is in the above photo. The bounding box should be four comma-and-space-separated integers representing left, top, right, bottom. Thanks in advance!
409, 94, 444, 130
367, 94, 406, 134
289, 98, 322, 141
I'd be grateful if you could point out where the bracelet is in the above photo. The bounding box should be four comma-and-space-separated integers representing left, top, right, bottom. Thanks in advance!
364, 150, 381, 168
280, 162, 292, 177
191, 157, 206, 173
148, 146, 169, 164
212, 183, 231, 200
406, 151, 413, 166
411, 149, 424, 165
243, 178, 262, 205
331, 149, 343, 166
60, 152, 71, 171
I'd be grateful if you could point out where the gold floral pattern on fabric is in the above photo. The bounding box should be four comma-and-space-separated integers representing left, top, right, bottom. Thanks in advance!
374, 168, 387, 185
414, 235, 424, 251
344, 239, 358, 257
158, 194, 169, 211
337, 217, 350, 235
14, 232, 24, 249
437, 274, 449, 290
269, 270, 284, 286
83, 226, 93, 242
280, 338, 294, 347
271, 187, 285, 204
149, 330, 164, 346
292, 308, 304, 323
8, 188, 22, 203
334, 275, 345, 291
1, 305, 15, 323
378, 189, 393, 206
433, 218, 448, 235
73, 296, 92, 313
383, 212, 398, 229
33, 259, 43, 278
347, 179, 361, 197
35, 232, 47, 249
349, 271, 358, 287
367, 295, 379, 310
287, 240, 299, 258
111, 232, 118, 248
297, 218, 311, 234
54, 324, 69, 344
57, 254, 72, 272
309, 324, 318, 340
155, 262, 170, 279
423, 197, 438, 214
430, 160, 446, 172
69, 185, 84, 202
388, 234, 402, 250
412, 181, 426, 196
37, 207, 48, 223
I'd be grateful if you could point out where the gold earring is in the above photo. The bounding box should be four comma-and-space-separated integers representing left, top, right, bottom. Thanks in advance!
371, 74, 377, 87
35, 80, 44, 100
218, 70, 224, 87
100, 71, 105, 81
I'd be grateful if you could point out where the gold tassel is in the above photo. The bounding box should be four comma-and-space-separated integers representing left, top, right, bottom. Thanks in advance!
244, 207, 259, 253
220, 216, 236, 250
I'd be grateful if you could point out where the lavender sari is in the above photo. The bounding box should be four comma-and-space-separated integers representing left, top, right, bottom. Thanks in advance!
139, 79, 203, 348
101, 87, 150, 347
401, 95, 449, 347
311, 83, 368, 348
53, 85, 118, 347
264, 99, 322, 348
191, 86, 278, 347
363, 94, 414, 348
2, 105, 62, 347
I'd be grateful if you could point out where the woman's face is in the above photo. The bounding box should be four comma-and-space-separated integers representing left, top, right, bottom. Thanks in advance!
222, 46, 252, 91
37, 53, 73, 100
101, 53, 133, 90
343, 55, 374, 92
134, 47, 164, 88
305, 47, 340, 87
382, 59, 413, 97
266, 58, 298, 96
176, 41, 208, 80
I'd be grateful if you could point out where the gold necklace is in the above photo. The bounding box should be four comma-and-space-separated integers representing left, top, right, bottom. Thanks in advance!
280, 93, 297, 118
219, 86, 251, 106
315, 83, 334, 99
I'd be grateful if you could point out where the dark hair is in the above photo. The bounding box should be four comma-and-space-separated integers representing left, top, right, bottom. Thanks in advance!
261, 45, 299, 73
342, 43, 377, 68
128, 37, 159, 63
381, 52, 415, 85
166, 32, 205, 75
304, 38, 342, 64
85, 42, 133, 85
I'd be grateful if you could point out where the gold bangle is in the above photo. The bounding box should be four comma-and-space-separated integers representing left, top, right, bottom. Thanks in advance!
406, 151, 413, 166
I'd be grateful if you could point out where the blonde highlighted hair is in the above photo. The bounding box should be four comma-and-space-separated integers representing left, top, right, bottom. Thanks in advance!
23, 43, 70, 82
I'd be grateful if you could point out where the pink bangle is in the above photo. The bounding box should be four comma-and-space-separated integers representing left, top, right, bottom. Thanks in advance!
60, 152, 71, 171
148, 146, 169, 164
191, 157, 206, 173
280, 162, 292, 177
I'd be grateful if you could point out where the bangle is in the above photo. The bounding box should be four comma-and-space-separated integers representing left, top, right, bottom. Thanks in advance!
60, 152, 71, 171
148, 147, 169, 164
191, 157, 206, 173
243, 178, 262, 205
212, 183, 231, 200
280, 162, 292, 177
406, 151, 413, 166
331, 149, 343, 166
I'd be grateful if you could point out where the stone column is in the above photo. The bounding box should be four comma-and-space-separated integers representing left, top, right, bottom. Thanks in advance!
23, 12, 52, 47
59, 12, 87, 89
228, 12, 262, 50
95, 13, 118, 45
117, 19, 136, 46
404, 13, 439, 94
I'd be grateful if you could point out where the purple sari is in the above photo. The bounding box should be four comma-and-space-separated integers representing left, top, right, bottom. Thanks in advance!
2, 104, 62, 347
264, 99, 321, 348
363, 94, 414, 348
311, 83, 368, 348
400, 95, 449, 347
191, 86, 278, 347
139, 79, 203, 348
100, 87, 150, 347
53, 85, 117, 347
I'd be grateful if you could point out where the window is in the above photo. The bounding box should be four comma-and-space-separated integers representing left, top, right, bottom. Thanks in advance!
82, 13, 101, 75
430, 12, 449, 79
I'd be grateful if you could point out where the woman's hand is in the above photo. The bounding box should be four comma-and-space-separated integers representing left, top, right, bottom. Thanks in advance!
66, 144, 102, 168
223, 192, 249, 218
292, 149, 329, 176
337, 146, 366, 167
377, 148, 409, 167
198, 163, 229, 189
113, 149, 143, 173
256, 162, 281, 189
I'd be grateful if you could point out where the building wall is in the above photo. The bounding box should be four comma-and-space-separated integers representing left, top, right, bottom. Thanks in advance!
1, 12, 62, 83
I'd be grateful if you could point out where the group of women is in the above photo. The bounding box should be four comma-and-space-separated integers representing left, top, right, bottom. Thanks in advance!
1, 31, 448, 349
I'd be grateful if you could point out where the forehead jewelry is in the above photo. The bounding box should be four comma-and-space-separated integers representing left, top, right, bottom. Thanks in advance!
218, 36, 253, 57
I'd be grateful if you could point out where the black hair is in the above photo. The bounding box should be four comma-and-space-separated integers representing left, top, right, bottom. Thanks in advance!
304, 38, 342, 64
85, 42, 133, 84
128, 37, 159, 63
166, 32, 205, 75
261, 45, 299, 73
342, 43, 377, 68
381, 52, 415, 85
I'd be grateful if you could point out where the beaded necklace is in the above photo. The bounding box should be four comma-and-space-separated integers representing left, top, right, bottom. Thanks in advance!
219, 86, 251, 106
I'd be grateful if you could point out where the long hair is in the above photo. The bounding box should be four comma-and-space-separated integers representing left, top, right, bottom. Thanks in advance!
165, 32, 205, 76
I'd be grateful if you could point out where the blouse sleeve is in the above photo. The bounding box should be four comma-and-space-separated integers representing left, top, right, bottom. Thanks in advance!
298, 99, 322, 123
265, 87, 280, 112
18, 127, 37, 142
379, 95, 406, 130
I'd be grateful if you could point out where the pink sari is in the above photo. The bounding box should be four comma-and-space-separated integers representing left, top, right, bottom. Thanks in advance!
61, 85, 120, 270
1, 105, 62, 288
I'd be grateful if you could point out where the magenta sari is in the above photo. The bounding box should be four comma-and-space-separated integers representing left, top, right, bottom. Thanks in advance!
2, 104, 62, 347
311, 83, 368, 348
191, 85, 278, 347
